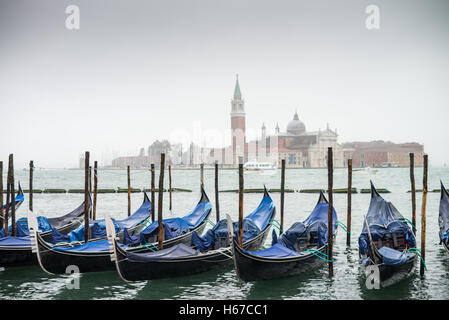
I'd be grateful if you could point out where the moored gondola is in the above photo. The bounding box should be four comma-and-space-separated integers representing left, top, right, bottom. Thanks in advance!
438, 181, 449, 254
0, 183, 25, 230
358, 181, 417, 288
229, 192, 336, 282
31, 188, 212, 274
107, 187, 276, 282
0, 193, 88, 267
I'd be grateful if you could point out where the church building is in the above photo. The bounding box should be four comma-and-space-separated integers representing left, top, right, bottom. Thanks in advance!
224, 76, 345, 168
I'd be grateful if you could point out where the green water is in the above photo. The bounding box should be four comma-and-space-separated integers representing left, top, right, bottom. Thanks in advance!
1, 166, 448, 300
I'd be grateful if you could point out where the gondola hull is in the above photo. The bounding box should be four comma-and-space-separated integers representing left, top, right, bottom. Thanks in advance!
114, 222, 272, 281
232, 242, 329, 282
35, 222, 208, 274
361, 254, 417, 288
0, 219, 83, 267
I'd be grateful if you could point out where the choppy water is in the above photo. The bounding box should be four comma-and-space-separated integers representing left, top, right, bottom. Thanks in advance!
1, 166, 448, 300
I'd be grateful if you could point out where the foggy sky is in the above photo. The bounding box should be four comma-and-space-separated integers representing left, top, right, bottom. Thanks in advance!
0, 0, 448, 168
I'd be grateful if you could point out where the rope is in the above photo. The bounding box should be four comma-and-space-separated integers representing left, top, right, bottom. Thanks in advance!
205, 219, 216, 227
336, 220, 350, 234
407, 247, 427, 271
268, 222, 283, 233
301, 248, 334, 262
139, 242, 159, 252
397, 218, 417, 231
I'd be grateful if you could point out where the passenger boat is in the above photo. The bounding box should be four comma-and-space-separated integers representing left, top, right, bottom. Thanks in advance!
358, 182, 417, 288
243, 161, 276, 171
107, 187, 276, 281
31, 188, 212, 274
229, 192, 337, 282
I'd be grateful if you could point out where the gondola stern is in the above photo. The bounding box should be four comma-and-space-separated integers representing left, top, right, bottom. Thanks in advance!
441, 181, 449, 200
27, 209, 56, 275
199, 185, 211, 204
143, 190, 151, 204
318, 190, 328, 204
370, 180, 381, 198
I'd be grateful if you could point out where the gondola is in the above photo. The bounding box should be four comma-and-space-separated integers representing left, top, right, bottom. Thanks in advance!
438, 181, 449, 254
0, 183, 25, 229
358, 181, 417, 288
31, 188, 212, 274
229, 192, 337, 282
0, 193, 89, 267
107, 187, 276, 282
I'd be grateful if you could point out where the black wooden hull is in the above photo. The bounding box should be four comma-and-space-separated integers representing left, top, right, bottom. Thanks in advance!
114, 221, 272, 281
35, 222, 208, 274
362, 253, 417, 288
0, 219, 83, 267
232, 241, 329, 282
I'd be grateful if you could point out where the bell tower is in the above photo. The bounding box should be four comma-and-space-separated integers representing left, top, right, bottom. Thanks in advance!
231, 74, 246, 165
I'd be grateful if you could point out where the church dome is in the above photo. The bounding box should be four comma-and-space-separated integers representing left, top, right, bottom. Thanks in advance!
286, 111, 306, 135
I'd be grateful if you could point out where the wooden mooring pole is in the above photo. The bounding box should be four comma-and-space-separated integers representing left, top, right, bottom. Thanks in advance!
127, 165, 131, 217
84, 151, 90, 243
200, 163, 204, 188
158, 153, 165, 250
346, 159, 352, 246
280, 159, 285, 234
93, 161, 98, 220
327, 147, 334, 277
215, 161, 220, 222
151, 163, 155, 222
169, 165, 172, 211
409, 153, 417, 235
9, 154, 16, 237
4, 161, 10, 236
238, 163, 244, 248
420, 154, 428, 276
29, 161, 34, 212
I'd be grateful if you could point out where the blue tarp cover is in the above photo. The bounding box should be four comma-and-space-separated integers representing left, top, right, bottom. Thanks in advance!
243, 243, 300, 258
358, 192, 416, 256
246, 195, 336, 258
439, 186, 449, 244
378, 246, 409, 265
1, 193, 24, 210
126, 243, 198, 262
0, 236, 31, 247
124, 201, 212, 245
53, 198, 151, 242
275, 202, 337, 251
191, 194, 274, 252
52, 239, 127, 252
51, 218, 121, 243
0, 216, 52, 239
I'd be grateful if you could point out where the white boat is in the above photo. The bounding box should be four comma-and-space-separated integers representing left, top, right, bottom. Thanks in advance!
243, 161, 277, 171
353, 166, 378, 174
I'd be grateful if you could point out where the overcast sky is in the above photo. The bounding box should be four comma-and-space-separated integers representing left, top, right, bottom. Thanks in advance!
0, 0, 448, 168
